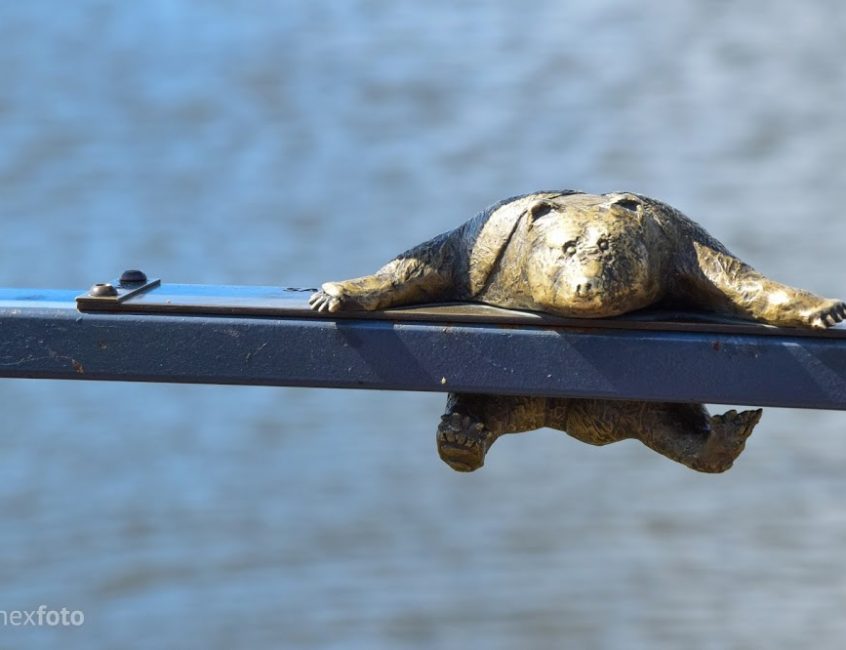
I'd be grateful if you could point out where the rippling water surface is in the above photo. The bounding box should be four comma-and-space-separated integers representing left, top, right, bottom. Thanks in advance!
2, 2, 846, 648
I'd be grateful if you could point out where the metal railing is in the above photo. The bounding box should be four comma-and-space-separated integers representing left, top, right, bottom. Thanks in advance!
1, 272, 845, 410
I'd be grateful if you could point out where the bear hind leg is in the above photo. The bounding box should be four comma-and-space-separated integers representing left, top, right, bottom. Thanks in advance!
633, 402, 761, 473
548, 399, 761, 473
436, 393, 546, 472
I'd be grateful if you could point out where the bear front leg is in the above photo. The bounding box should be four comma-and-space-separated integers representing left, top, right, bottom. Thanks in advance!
309, 272, 406, 312
684, 242, 846, 328
550, 399, 760, 473
309, 231, 459, 313
436, 393, 546, 471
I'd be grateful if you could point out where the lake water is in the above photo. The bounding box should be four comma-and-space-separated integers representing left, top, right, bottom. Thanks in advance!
2, 1, 846, 648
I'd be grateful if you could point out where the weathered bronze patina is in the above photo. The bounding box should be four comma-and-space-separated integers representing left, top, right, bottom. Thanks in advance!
310, 191, 846, 473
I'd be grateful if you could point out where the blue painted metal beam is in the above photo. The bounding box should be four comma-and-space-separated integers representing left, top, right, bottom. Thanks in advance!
1, 285, 846, 410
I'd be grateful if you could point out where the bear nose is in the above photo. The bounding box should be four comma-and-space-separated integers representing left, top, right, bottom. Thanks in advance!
575, 281, 594, 298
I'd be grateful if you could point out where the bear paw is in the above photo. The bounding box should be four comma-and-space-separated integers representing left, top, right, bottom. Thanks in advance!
697, 408, 763, 473
436, 413, 494, 472
308, 282, 351, 313
803, 298, 846, 329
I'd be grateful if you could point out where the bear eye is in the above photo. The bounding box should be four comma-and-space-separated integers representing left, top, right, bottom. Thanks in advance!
563, 241, 577, 255
614, 198, 641, 212
597, 238, 609, 251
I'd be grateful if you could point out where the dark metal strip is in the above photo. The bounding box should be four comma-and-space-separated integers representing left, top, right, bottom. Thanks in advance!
74, 282, 846, 339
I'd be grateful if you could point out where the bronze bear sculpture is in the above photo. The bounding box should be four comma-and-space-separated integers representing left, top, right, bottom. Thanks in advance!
310, 191, 846, 473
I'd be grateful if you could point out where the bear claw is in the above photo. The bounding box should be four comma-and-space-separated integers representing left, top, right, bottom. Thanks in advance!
308, 285, 345, 313
697, 408, 762, 472
805, 299, 846, 329
437, 413, 492, 472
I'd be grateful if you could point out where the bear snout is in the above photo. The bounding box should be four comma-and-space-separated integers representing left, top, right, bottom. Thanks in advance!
572, 276, 606, 301
575, 281, 594, 298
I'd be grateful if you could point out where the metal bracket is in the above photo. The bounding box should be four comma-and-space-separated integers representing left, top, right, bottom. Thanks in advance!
75, 270, 161, 311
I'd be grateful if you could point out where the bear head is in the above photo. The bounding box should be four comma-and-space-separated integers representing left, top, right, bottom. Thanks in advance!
522, 193, 667, 317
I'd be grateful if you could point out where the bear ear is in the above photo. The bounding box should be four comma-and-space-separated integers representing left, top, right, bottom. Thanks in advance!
609, 193, 642, 214
526, 200, 557, 222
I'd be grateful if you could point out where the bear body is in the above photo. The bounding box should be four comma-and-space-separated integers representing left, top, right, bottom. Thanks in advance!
310, 191, 846, 472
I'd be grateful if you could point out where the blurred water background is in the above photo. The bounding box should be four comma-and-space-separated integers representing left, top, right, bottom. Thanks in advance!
2, 1, 846, 648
